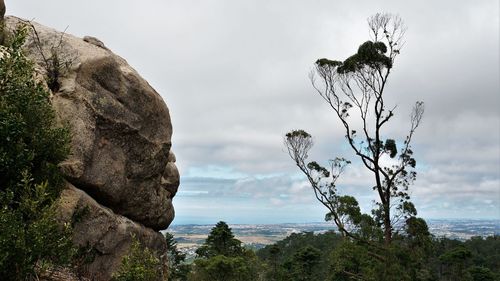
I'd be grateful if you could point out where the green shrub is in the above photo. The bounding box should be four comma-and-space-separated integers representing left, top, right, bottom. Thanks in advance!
0, 25, 74, 280
0, 174, 75, 280
112, 236, 162, 281
0, 26, 70, 196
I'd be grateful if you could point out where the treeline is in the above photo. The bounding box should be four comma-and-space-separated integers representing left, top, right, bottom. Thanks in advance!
167, 221, 499, 281
257, 231, 499, 281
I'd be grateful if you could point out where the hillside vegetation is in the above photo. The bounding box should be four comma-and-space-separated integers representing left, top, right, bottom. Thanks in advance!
0, 26, 74, 280
166, 221, 499, 281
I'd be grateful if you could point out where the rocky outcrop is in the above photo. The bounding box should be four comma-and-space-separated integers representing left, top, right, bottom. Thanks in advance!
4, 16, 180, 280
58, 184, 168, 280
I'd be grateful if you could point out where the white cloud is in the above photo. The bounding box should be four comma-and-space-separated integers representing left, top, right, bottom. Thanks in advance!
9, 0, 499, 222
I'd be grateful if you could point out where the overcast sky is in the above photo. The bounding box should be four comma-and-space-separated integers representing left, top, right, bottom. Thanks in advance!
10, 0, 499, 225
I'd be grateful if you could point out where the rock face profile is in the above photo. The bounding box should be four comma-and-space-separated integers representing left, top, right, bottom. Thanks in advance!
4, 16, 180, 280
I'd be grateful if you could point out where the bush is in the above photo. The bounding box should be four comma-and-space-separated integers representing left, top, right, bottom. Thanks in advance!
0, 174, 74, 280
0, 26, 69, 196
112, 236, 162, 281
0, 25, 74, 280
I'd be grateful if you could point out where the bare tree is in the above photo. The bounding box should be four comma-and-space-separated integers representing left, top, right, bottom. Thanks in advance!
285, 13, 424, 247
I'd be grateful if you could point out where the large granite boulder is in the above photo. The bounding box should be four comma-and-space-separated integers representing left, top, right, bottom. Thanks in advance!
4, 16, 180, 280
58, 184, 168, 280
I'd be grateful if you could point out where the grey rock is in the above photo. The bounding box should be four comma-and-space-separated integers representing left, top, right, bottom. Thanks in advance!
4, 16, 180, 280
57, 183, 168, 280
83, 35, 109, 50
5, 16, 179, 231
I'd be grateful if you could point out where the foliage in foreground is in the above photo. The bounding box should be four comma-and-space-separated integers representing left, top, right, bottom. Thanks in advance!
0, 175, 74, 280
111, 236, 162, 281
0, 26, 74, 280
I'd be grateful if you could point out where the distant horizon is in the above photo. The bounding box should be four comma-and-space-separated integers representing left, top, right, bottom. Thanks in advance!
170, 217, 500, 226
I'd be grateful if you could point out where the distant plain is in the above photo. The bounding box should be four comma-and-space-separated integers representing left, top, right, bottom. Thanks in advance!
168, 219, 500, 252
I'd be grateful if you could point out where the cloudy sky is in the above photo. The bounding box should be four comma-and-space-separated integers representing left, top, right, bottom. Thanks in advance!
10, 1, 499, 225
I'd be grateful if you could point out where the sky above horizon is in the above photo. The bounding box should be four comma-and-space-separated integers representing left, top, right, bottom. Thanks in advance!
9, 0, 499, 225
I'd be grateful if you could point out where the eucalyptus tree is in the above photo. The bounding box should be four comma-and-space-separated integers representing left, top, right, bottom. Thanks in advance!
285, 13, 424, 248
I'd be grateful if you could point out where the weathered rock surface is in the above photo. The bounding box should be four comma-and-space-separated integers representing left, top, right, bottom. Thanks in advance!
4, 16, 180, 280
58, 184, 168, 280
5, 16, 179, 230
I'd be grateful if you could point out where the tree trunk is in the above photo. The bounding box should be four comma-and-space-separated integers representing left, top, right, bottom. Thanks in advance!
384, 206, 392, 245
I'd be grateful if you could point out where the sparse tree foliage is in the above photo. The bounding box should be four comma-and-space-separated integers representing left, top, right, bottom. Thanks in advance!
285, 13, 426, 279
26, 22, 75, 93
286, 12, 424, 243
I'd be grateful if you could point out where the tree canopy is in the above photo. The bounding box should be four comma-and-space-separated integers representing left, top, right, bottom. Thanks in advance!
257, 231, 500, 281
189, 221, 261, 281
195, 221, 244, 258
